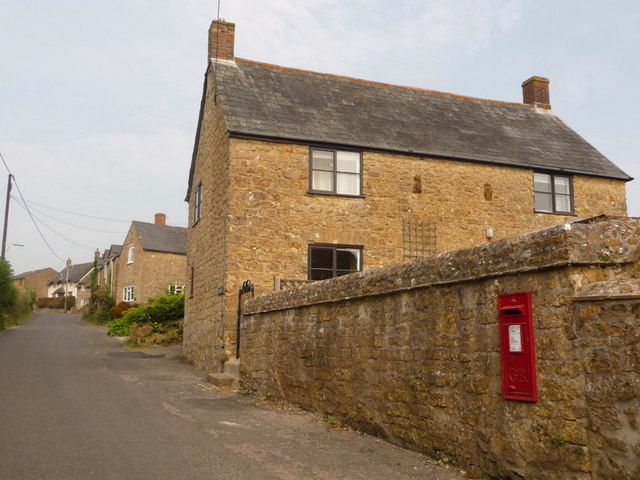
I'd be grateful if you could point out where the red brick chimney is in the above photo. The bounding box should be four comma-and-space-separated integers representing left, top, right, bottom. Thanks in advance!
155, 213, 166, 225
208, 20, 235, 62
522, 76, 550, 109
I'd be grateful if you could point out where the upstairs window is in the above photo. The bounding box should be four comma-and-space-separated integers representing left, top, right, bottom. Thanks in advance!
127, 247, 135, 264
193, 183, 202, 225
310, 149, 362, 196
308, 244, 362, 280
534, 173, 573, 214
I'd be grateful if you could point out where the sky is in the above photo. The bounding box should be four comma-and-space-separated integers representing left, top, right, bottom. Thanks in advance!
1, 0, 638, 277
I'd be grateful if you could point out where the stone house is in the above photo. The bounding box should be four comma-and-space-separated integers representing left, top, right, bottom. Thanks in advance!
97, 244, 122, 297
184, 20, 632, 373
12, 267, 57, 298
113, 214, 187, 305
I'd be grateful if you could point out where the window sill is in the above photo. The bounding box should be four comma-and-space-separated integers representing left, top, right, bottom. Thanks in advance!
307, 190, 365, 199
534, 210, 576, 216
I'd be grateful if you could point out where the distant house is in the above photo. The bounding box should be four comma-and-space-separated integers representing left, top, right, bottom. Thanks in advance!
98, 244, 122, 297
183, 20, 632, 373
12, 267, 57, 298
47, 262, 95, 304
113, 214, 187, 304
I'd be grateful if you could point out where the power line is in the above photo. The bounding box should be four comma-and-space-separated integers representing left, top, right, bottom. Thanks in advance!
23, 199, 131, 223
12, 196, 126, 234
0, 151, 11, 175
10, 176, 65, 262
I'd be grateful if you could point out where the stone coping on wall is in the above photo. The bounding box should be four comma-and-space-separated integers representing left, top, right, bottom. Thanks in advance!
244, 216, 640, 315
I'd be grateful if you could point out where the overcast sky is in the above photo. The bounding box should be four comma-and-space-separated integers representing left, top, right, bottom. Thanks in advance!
1, 0, 638, 276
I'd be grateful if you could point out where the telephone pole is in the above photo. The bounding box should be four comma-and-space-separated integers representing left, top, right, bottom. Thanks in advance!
1, 174, 13, 259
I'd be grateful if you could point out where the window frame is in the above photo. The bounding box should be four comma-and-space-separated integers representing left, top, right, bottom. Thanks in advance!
193, 182, 202, 225
168, 284, 185, 295
308, 244, 363, 281
308, 148, 364, 197
123, 285, 135, 302
127, 247, 135, 264
533, 172, 574, 215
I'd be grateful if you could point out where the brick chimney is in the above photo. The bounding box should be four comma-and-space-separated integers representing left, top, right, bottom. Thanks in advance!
155, 213, 166, 225
208, 20, 235, 62
95, 248, 101, 259
522, 76, 550, 109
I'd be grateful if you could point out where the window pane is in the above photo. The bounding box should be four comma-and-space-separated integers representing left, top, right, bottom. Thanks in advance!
554, 176, 570, 195
312, 171, 333, 191
336, 172, 360, 195
312, 150, 334, 170
535, 192, 553, 212
555, 194, 571, 212
336, 248, 360, 271
534, 173, 552, 192
336, 151, 360, 173
310, 247, 333, 269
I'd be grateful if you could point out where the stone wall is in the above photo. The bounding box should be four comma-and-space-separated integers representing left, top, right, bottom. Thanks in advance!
240, 217, 640, 480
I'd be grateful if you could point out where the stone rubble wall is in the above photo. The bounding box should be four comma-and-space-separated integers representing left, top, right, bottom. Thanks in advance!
240, 217, 640, 480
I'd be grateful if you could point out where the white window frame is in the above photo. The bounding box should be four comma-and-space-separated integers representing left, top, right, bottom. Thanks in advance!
168, 284, 184, 295
123, 285, 135, 302
127, 247, 135, 264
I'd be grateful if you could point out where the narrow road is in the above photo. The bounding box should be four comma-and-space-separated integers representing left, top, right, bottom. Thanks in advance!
0, 313, 465, 480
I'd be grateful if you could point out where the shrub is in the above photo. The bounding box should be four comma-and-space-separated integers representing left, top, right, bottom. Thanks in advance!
108, 315, 132, 336
109, 301, 133, 320
107, 293, 184, 337
36, 296, 75, 309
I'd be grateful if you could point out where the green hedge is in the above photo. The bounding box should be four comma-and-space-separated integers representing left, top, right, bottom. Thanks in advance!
107, 293, 184, 337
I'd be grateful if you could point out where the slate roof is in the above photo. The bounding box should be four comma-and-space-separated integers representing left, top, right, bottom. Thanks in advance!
13, 267, 56, 280
210, 58, 631, 181
132, 222, 187, 255
49, 262, 94, 285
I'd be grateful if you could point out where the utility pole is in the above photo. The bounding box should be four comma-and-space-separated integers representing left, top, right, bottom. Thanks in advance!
64, 258, 71, 313
1, 174, 12, 259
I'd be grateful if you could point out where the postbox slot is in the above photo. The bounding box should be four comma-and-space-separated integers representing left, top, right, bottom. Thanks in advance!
499, 306, 524, 315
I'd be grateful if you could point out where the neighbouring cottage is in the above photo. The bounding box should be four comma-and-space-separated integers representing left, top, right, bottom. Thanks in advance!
184, 20, 632, 374
97, 244, 122, 298
12, 267, 57, 299
114, 213, 187, 305
47, 261, 95, 305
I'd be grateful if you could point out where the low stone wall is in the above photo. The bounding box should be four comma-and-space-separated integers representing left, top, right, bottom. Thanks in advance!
240, 217, 640, 480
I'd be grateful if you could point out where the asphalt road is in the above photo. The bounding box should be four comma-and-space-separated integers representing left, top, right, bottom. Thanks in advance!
0, 312, 465, 480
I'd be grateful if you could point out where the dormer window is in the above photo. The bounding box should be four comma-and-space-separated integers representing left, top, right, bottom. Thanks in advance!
127, 247, 135, 264
534, 173, 573, 214
309, 148, 362, 196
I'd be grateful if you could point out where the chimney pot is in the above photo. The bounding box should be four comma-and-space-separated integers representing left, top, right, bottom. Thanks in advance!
208, 20, 235, 62
522, 76, 550, 109
155, 213, 166, 225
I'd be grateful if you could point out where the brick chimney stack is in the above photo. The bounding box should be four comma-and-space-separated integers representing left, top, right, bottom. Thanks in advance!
155, 213, 166, 225
208, 20, 235, 62
522, 76, 551, 109
95, 248, 100, 259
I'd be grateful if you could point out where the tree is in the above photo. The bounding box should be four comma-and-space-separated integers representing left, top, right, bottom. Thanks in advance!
0, 258, 17, 328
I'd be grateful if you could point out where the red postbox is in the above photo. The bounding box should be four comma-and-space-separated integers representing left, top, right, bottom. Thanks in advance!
498, 292, 538, 402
